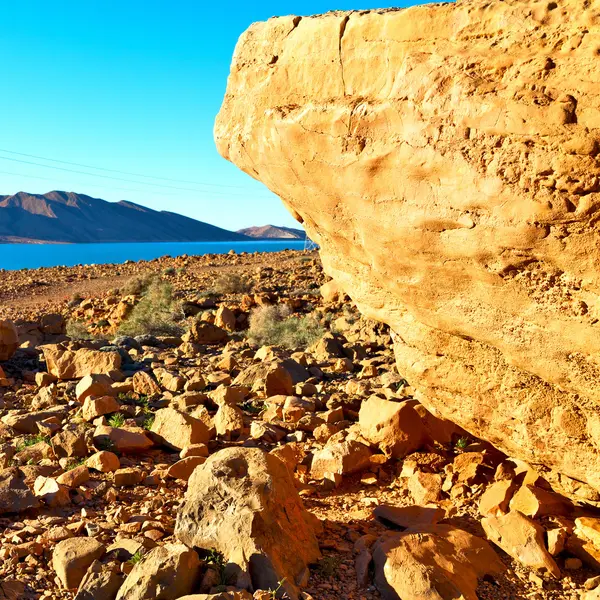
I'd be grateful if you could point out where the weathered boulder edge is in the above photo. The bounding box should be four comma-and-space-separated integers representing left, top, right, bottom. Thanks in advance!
215, 0, 600, 495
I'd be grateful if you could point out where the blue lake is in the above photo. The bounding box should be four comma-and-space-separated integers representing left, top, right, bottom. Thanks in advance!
0, 240, 308, 271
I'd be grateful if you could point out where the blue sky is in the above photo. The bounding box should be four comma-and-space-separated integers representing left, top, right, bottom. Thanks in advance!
0, 1, 417, 230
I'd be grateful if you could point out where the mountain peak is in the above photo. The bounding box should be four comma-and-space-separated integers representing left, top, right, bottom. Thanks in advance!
0, 191, 249, 243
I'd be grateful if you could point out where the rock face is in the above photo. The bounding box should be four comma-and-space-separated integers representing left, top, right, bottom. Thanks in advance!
175, 447, 321, 599
215, 1, 600, 493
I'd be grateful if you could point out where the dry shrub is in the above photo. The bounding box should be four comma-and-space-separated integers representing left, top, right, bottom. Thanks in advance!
213, 272, 252, 294
248, 305, 324, 350
118, 279, 184, 337
121, 274, 155, 296
66, 320, 94, 340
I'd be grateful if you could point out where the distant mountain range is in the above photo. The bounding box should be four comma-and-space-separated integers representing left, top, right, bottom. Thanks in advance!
0, 191, 249, 244
237, 224, 306, 239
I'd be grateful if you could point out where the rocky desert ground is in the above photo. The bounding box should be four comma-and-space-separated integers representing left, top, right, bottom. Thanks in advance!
0, 248, 598, 600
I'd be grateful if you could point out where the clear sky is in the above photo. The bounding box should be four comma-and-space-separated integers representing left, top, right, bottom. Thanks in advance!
0, 1, 418, 231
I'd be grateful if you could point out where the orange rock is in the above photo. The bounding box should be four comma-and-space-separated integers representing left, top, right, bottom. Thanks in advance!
509, 484, 573, 518
150, 407, 210, 450
132, 371, 162, 396
86, 450, 120, 473
0, 320, 18, 361
372, 525, 504, 600
311, 440, 372, 480
167, 456, 206, 481
479, 479, 518, 517
358, 396, 425, 459
82, 395, 121, 422
75, 374, 115, 402
407, 472, 443, 505
56, 466, 89, 488
93, 425, 153, 453
482, 511, 560, 578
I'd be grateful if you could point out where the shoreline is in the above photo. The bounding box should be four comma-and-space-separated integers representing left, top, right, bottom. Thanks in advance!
0, 248, 316, 323
0, 239, 308, 272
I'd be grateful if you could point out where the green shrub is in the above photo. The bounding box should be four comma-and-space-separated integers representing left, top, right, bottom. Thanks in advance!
108, 413, 126, 428
163, 267, 176, 276
213, 272, 252, 294
128, 550, 144, 565
118, 279, 184, 337
248, 305, 324, 350
15, 434, 50, 452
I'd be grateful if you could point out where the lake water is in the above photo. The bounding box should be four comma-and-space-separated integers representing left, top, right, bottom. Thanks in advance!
0, 240, 308, 271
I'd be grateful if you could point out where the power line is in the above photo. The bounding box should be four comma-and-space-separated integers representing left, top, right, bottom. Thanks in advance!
0, 168, 275, 200
0, 170, 181, 196
0, 157, 276, 199
0, 155, 247, 193
0, 148, 250, 190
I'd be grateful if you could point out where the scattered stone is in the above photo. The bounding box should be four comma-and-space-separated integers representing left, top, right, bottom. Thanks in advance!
115, 543, 201, 600
150, 407, 210, 450
373, 504, 445, 529
372, 525, 504, 600
53, 537, 106, 589
167, 456, 206, 480
175, 447, 321, 598
82, 395, 121, 421
0, 320, 18, 361
76, 373, 116, 402
93, 425, 153, 453
43, 344, 121, 379
482, 511, 560, 577
311, 440, 372, 480
0, 467, 39, 514
86, 451, 121, 473
359, 396, 426, 459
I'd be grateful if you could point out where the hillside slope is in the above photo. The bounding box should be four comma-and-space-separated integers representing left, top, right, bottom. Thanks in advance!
0, 191, 248, 243
237, 224, 306, 239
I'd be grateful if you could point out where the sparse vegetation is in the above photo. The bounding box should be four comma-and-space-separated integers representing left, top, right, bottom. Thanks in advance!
203, 548, 228, 586
66, 319, 94, 340
163, 267, 176, 276
108, 413, 126, 428
128, 550, 144, 565
118, 279, 184, 337
455, 436, 470, 450
121, 274, 155, 296
248, 305, 324, 350
268, 578, 287, 599
15, 435, 51, 452
142, 414, 155, 430
212, 272, 252, 294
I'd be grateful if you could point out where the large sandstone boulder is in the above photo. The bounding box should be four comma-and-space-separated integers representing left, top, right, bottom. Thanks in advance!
175, 447, 321, 599
215, 2, 600, 494
0, 320, 18, 361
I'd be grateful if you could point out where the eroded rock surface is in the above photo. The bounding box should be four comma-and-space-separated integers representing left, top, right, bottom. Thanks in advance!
215, 0, 600, 492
